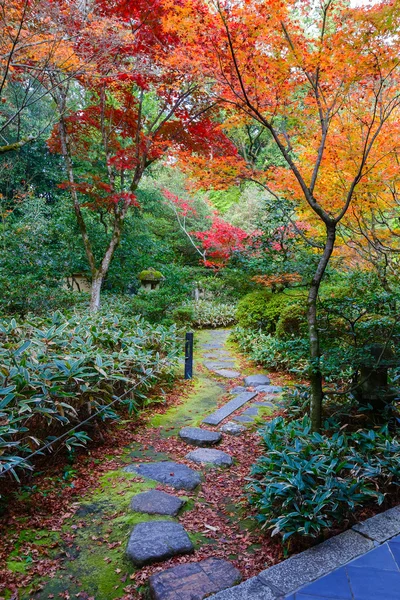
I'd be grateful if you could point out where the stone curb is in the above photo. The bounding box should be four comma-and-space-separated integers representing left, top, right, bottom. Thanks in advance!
209, 505, 400, 599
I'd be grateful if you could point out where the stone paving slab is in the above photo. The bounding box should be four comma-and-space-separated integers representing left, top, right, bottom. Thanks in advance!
125, 461, 201, 491
352, 505, 400, 542
243, 374, 270, 387
186, 448, 232, 467
130, 490, 185, 516
126, 521, 194, 566
149, 557, 242, 600
213, 369, 241, 378
203, 392, 257, 425
220, 421, 245, 436
179, 426, 222, 447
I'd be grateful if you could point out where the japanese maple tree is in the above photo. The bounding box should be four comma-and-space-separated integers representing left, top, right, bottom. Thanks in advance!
48, 0, 225, 311
166, 0, 400, 429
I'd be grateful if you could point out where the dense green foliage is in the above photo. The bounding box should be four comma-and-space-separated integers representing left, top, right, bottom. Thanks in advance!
248, 416, 400, 542
236, 291, 294, 332
0, 305, 181, 484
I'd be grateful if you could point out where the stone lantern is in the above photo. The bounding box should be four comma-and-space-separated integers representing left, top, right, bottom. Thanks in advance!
138, 268, 164, 292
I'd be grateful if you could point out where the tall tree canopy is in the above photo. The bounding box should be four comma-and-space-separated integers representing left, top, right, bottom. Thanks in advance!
163, 0, 400, 429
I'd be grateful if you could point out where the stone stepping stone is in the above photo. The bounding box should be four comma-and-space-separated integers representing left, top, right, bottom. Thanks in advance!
243, 374, 270, 387
214, 368, 241, 378
149, 557, 242, 600
179, 426, 222, 447
204, 361, 237, 371
242, 407, 259, 416
186, 448, 232, 467
255, 384, 283, 394
220, 421, 246, 436
130, 490, 185, 517
126, 521, 193, 566
203, 391, 257, 426
233, 415, 255, 423
230, 385, 246, 394
124, 461, 201, 491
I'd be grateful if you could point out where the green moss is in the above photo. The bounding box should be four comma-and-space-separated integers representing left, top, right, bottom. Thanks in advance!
138, 268, 164, 281
6, 559, 28, 574
150, 375, 223, 432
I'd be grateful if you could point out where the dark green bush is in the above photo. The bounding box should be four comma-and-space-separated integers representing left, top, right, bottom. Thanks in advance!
248, 416, 400, 542
236, 291, 292, 332
276, 302, 307, 338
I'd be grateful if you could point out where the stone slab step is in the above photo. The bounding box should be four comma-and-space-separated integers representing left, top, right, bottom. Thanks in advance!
214, 369, 241, 378
149, 557, 242, 600
203, 392, 258, 426
220, 421, 246, 436
124, 461, 201, 491
126, 521, 193, 566
243, 374, 270, 387
186, 448, 232, 467
131, 490, 185, 517
179, 426, 222, 447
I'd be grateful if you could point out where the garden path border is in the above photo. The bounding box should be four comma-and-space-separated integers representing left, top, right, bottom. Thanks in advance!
209, 505, 400, 599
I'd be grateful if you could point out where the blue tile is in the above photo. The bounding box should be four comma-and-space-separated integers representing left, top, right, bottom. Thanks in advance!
388, 541, 400, 570
284, 595, 296, 600
347, 565, 400, 599
349, 543, 399, 571
391, 534, 400, 545
296, 595, 345, 600
297, 567, 352, 599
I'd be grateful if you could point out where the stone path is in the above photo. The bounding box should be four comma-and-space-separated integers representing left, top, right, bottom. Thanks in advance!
23, 328, 283, 600
121, 328, 283, 599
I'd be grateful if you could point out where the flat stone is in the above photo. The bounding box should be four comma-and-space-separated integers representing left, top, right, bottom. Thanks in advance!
254, 401, 275, 408
130, 490, 185, 517
230, 386, 246, 394
179, 427, 222, 447
220, 421, 246, 436
209, 576, 275, 600
203, 392, 258, 426
124, 461, 201, 491
149, 557, 242, 600
254, 385, 283, 394
243, 374, 270, 387
214, 369, 241, 378
352, 506, 400, 543
258, 529, 374, 595
126, 521, 193, 566
204, 361, 237, 371
242, 407, 259, 416
186, 448, 232, 467
233, 415, 254, 423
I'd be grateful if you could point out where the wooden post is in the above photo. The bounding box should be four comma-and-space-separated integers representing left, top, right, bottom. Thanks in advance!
185, 332, 194, 379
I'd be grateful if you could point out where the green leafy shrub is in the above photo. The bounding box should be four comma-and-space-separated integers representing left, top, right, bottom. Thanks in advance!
0, 308, 181, 485
236, 291, 292, 332
248, 416, 400, 542
191, 300, 236, 328
276, 302, 307, 338
232, 327, 309, 375
171, 305, 195, 326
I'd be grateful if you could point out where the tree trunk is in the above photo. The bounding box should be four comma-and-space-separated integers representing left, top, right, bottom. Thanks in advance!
90, 274, 103, 313
308, 223, 336, 432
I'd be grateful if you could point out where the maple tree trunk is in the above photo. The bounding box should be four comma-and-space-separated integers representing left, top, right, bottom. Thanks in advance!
89, 215, 125, 312
308, 223, 336, 432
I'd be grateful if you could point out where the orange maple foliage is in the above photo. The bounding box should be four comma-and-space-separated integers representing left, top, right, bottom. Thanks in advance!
162, 0, 400, 429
